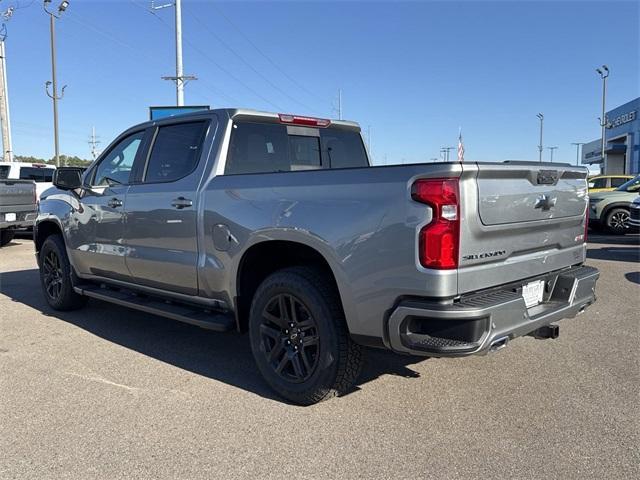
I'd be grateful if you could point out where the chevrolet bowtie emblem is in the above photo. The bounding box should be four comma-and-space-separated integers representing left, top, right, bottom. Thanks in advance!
534, 194, 557, 210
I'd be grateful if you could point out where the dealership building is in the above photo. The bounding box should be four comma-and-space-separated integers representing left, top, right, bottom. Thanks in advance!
582, 97, 639, 175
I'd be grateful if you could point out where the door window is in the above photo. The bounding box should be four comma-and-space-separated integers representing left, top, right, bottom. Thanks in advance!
93, 132, 144, 186
144, 122, 208, 183
590, 178, 608, 189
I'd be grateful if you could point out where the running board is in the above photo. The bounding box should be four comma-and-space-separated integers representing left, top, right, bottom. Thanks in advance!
73, 285, 234, 332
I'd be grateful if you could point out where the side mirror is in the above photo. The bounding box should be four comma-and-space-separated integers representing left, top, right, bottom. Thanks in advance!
53, 167, 85, 190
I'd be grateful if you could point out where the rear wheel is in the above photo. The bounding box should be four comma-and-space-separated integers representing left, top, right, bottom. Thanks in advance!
39, 234, 88, 311
0, 229, 15, 247
605, 208, 630, 235
249, 266, 363, 405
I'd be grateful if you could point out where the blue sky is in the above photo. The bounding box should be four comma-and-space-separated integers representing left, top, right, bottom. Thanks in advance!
4, 0, 639, 164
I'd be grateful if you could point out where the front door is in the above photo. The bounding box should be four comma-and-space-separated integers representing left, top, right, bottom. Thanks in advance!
68, 131, 145, 282
123, 120, 210, 296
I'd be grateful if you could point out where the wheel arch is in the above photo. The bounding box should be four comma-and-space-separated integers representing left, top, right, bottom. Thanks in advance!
234, 239, 350, 333
601, 202, 631, 222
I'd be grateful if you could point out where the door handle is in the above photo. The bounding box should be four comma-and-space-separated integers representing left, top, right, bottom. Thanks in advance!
107, 197, 123, 208
171, 197, 193, 209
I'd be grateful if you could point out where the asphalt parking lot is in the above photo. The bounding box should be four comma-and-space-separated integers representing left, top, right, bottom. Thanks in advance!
1, 233, 638, 479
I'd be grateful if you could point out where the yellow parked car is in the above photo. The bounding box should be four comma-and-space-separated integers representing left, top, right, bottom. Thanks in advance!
588, 175, 634, 193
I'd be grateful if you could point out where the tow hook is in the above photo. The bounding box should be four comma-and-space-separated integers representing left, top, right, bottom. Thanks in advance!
528, 324, 559, 340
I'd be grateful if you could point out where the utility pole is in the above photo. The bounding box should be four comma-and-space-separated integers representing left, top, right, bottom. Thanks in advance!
547, 146, 558, 162
153, 0, 196, 106
536, 113, 544, 162
596, 65, 609, 163
44, 0, 69, 167
88, 126, 101, 160
0, 17, 13, 162
571, 142, 585, 167
441, 146, 454, 161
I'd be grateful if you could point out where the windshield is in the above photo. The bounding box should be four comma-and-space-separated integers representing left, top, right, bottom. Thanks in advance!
615, 174, 640, 192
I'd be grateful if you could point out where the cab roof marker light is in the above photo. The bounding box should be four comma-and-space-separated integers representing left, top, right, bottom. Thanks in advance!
278, 113, 331, 128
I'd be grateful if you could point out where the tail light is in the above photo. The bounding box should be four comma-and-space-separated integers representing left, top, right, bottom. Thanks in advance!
584, 202, 589, 243
412, 178, 460, 269
278, 113, 331, 128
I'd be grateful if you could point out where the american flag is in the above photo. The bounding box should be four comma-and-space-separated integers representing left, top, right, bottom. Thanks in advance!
457, 129, 465, 162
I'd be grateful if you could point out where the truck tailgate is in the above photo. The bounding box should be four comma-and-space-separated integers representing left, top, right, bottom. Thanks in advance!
0, 180, 36, 209
457, 162, 588, 295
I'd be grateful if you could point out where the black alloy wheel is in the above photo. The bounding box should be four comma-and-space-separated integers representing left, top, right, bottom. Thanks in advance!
259, 293, 320, 383
42, 249, 64, 301
606, 208, 630, 234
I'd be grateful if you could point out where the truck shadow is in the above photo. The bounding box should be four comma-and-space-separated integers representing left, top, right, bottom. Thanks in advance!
587, 247, 640, 263
0, 268, 428, 404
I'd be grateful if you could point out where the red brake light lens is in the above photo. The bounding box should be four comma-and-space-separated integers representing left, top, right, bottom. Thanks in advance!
278, 113, 331, 128
412, 178, 460, 269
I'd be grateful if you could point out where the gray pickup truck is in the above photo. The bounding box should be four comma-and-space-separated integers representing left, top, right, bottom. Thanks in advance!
0, 178, 36, 247
35, 109, 599, 404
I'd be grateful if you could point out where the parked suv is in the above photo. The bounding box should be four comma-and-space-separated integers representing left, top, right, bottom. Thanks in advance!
35, 109, 599, 404
589, 174, 640, 234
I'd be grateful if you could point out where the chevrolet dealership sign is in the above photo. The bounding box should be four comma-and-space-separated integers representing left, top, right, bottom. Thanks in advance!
607, 110, 636, 129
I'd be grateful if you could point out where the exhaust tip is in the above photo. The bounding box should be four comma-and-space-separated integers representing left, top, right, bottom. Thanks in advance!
489, 336, 509, 352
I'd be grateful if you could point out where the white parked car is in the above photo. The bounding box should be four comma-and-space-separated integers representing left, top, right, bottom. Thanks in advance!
0, 162, 56, 202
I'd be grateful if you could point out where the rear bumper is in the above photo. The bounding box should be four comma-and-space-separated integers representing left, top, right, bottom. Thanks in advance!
386, 265, 599, 357
0, 210, 37, 230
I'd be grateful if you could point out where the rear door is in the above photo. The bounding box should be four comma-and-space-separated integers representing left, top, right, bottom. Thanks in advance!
123, 119, 211, 296
457, 162, 588, 294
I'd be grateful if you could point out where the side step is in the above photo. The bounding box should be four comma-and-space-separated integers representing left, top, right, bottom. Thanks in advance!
74, 285, 235, 332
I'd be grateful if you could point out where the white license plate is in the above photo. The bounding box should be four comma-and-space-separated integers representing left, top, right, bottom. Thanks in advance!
522, 280, 545, 308
4, 213, 16, 222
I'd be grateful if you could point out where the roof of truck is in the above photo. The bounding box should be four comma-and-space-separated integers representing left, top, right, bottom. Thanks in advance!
135, 108, 362, 132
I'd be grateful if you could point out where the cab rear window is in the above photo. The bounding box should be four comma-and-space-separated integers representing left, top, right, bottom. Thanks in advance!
19, 167, 54, 182
225, 121, 368, 175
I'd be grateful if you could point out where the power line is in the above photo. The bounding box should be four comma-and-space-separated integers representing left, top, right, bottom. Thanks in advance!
207, 1, 326, 106
182, 6, 319, 114
136, 3, 284, 110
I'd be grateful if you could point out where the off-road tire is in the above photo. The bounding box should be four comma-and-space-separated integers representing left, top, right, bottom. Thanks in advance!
249, 266, 363, 405
0, 229, 15, 247
39, 234, 88, 311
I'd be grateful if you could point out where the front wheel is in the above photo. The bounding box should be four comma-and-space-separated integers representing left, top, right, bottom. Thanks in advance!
249, 266, 363, 405
605, 208, 630, 235
39, 234, 88, 311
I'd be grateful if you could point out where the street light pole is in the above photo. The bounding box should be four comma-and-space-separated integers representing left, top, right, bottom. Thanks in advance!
571, 142, 585, 167
596, 65, 609, 162
43, 0, 69, 167
547, 146, 558, 162
536, 113, 544, 162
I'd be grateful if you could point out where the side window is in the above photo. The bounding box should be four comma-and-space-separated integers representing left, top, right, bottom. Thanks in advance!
289, 135, 321, 170
0, 166, 8, 179
611, 177, 627, 188
320, 129, 368, 169
144, 122, 208, 183
93, 132, 144, 186
591, 178, 607, 189
225, 122, 289, 175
